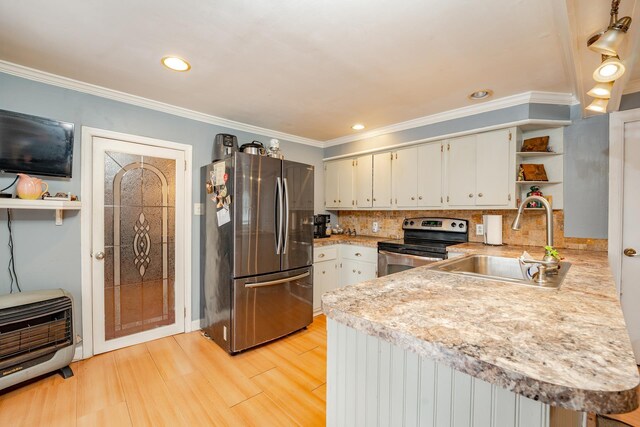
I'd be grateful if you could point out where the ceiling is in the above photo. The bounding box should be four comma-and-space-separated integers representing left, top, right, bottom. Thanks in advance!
0, 1, 635, 142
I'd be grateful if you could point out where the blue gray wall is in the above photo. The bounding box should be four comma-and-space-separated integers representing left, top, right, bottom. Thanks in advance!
324, 103, 571, 158
0, 72, 325, 331
563, 105, 609, 238
620, 91, 640, 111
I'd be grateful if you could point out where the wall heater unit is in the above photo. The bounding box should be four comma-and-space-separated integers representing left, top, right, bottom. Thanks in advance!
0, 289, 75, 391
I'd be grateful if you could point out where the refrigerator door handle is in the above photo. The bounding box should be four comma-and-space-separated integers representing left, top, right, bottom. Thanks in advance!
245, 271, 310, 288
283, 177, 290, 254
276, 177, 283, 254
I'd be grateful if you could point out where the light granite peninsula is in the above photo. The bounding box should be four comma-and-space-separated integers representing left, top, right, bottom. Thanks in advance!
322, 243, 639, 426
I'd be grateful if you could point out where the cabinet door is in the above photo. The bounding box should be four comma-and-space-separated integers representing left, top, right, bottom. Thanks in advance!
313, 260, 337, 313
341, 259, 377, 286
392, 147, 418, 207
355, 155, 373, 208
337, 158, 354, 208
417, 142, 443, 207
324, 161, 340, 209
446, 135, 476, 206
373, 152, 392, 208
476, 129, 511, 206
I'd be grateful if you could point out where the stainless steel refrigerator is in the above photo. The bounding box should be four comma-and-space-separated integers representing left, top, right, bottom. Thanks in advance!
201, 152, 314, 353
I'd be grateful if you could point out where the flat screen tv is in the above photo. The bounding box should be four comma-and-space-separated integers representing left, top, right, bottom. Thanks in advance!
0, 109, 74, 178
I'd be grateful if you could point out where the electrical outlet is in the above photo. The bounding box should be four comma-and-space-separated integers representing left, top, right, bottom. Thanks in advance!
476, 224, 484, 236
372, 222, 380, 233
194, 203, 204, 215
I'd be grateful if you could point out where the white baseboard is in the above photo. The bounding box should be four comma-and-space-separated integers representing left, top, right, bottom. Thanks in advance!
72, 344, 83, 361
191, 319, 203, 331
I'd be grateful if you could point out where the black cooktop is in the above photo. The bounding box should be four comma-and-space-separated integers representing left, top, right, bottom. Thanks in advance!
378, 238, 457, 255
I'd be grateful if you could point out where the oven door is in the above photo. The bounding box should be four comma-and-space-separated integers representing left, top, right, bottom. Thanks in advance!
377, 250, 443, 277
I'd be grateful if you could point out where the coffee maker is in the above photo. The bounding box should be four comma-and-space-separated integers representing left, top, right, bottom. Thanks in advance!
314, 214, 330, 238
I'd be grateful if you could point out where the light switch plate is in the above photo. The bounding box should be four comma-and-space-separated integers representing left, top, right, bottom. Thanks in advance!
372, 222, 380, 233
476, 224, 484, 236
194, 203, 204, 215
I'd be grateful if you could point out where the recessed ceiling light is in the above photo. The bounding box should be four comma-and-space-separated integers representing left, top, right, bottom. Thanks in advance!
352, 124, 365, 130
468, 89, 493, 100
161, 56, 191, 72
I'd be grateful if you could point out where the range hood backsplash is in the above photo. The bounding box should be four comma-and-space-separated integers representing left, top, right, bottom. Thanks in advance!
336, 210, 607, 251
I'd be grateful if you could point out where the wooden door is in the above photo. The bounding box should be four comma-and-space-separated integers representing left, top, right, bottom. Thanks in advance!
476, 129, 511, 206
392, 147, 418, 207
417, 142, 443, 207
373, 152, 392, 208
355, 155, 373, 208
446, 135, 476, 206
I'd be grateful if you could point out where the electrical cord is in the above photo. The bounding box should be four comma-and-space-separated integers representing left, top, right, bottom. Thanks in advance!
7, 209, 21, 293
1, 176, 19, 193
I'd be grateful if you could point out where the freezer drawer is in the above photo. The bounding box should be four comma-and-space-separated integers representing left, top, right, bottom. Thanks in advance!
232, 267, 313, 352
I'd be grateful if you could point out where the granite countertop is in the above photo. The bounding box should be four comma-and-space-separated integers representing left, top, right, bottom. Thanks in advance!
313, 234, 385, 248
322, 242, 639, 414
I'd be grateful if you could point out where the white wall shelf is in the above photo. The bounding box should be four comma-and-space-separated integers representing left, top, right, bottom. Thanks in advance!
516, 152, 563, 157
0, 198, 82, 225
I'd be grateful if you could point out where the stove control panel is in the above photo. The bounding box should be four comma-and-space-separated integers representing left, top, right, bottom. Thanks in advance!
402, 217, 467, 233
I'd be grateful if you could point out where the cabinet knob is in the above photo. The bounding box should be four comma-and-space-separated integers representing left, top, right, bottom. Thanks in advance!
318, 253, 325, 258
373, 198, 376, 201
418, 196, 423, 200
355, 253, 362, 257
478, 193, 483, 197
411, 197, 415, 200
468, 193, 473, 198
338, 199, 341, 203
334, 200, 337, 203
358, 271, 361, 274
353, 269, 356, 273
367, 198, 370, 201
322, 271, 326, 274
94, 251, 105, 260
624, 248, 637, 257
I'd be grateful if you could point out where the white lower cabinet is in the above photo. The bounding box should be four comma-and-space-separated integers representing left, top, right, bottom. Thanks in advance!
313, 244, 378, 314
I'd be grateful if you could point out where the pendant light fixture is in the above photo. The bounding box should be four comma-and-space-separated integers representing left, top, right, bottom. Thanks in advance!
587, 82, 614, 99
593, 56, 626, 82
586, 98, 609, 113
588, 1, 632, 57
584, 0, 632, 114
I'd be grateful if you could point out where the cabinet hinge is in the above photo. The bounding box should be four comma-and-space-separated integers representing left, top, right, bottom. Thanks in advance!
184, 160, 187, 171
508, 131, 512, 141
184, 307, 187, 317
395, 153, 398, 160
355, 200, 358, 205
447, 196, 450, 202
340, 263, 342, 268
508, 194, 512, 201
447, 144, 450, 151
390, 198, 392, 204
352, 200, 355, 206
390, 152, 393, 160
440, 196, 443, 203
441, 145, 443, 152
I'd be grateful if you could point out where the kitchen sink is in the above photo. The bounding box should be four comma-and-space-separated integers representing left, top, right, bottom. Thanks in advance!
430, 254, 571, 289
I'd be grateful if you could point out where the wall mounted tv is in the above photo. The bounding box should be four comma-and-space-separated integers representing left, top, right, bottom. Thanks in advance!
0, 109, 74, 178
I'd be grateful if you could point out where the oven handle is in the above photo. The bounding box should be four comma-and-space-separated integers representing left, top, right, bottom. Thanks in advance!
378, 250, 443, 262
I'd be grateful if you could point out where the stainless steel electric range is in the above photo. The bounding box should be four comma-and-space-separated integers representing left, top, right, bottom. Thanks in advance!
377, 217, 469, 277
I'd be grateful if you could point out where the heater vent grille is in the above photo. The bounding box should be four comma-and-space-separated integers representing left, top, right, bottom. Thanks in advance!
0, 296, 73, 371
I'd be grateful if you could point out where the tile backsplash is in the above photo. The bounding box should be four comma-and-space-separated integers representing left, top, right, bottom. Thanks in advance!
336, 210, 607, 251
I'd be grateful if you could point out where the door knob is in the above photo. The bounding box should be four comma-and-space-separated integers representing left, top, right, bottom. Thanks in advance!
94, 251, 105, 260
624, 248, 638, 257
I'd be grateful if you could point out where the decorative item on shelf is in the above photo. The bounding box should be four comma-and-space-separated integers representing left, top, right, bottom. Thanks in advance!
526, 186, 544, 208
267, 138, 284, 159
16, 173, 48, 200
517, 165, 525, 182
521, 136, 550, 152
43, 192, 75, 201
520, 164, 548, 181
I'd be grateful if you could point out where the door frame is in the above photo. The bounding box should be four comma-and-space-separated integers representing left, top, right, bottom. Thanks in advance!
608, 108, 640, 293
80, 126, 193, 359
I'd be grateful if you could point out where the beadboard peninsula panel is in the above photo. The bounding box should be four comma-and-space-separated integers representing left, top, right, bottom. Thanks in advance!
326, 319, 582, 427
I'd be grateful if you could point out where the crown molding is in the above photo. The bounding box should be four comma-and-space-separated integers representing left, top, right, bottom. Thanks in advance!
623, 79, 640, 95
324, 91, 577, 147
0, 60, 324, 148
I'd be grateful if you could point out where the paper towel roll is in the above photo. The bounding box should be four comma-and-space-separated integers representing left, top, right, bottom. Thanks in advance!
483, 215, 503, 245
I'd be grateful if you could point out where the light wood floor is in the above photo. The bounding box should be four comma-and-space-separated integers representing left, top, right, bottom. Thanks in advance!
0, 315, 328, 427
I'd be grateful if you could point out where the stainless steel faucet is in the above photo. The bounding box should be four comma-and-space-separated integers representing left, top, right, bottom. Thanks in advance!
512, 195, 559, 283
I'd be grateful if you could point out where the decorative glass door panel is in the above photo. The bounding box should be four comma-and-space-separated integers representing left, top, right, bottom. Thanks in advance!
93, 137, 185, 354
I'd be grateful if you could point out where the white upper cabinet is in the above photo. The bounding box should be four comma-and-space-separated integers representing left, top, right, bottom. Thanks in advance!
354, 155, 373, 208
446, 135, 477, 206
373, 152, 392, 208
392, 147, 418, 207
325, 158, 354, 209
476, 129, 511, 206
417, 142, 443, 207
